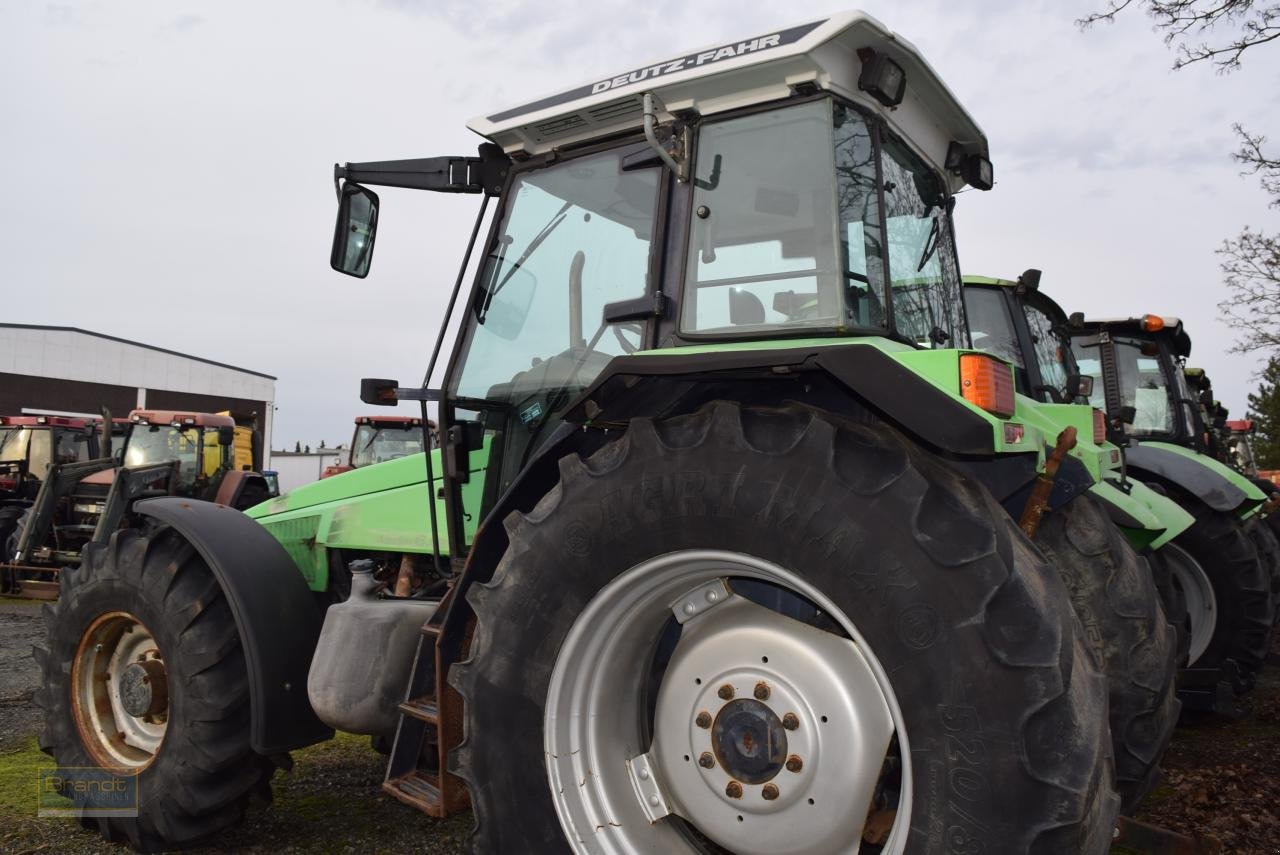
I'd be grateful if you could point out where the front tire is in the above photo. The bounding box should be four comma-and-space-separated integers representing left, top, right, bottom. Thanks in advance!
32, 526, 273, 852
1032, 493, 1179, 812
1176, 507, 1273, 677
451, 403, 1118, 854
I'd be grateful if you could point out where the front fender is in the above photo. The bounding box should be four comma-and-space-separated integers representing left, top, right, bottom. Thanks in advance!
1127, 441, 1266, 516
133, 497, 332, 754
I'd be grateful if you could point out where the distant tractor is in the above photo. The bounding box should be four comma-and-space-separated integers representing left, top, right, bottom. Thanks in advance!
320, 415, 432, 479
1071, 315, 1278, 681
0, 414, 117, 593
2, 409, 274, 598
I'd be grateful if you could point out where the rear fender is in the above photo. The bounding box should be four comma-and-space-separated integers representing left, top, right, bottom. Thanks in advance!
132, 497, 332, 754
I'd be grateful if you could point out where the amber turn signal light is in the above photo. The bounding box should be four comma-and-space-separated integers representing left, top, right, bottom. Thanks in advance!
959, 353, 1016, 418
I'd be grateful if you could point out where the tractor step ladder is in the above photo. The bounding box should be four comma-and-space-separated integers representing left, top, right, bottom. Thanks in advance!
381, 585, 469, 817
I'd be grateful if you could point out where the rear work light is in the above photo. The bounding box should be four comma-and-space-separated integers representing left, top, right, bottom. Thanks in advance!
1092, 408, 1107, 444
959, 353, 1015, 418
1140, 314, 1165, 332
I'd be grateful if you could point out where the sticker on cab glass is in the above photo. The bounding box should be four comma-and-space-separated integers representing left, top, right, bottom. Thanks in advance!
519, 402, 544, 426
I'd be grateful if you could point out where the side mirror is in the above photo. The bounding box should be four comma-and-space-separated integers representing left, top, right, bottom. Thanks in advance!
217, 426, 235, 447
360, 378, 400, 406
1065, 374, 1094, 399
729, 288, 765, 325
331, 183, 380, 278
1116, 405, 1136, 426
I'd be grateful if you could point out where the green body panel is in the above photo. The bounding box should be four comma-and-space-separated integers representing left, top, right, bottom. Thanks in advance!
245, 444, 489, 591
1138, 439, 1268, 517
1127, 479, 1195, 549
1012, 395, 1114, 482
635, 337, 1041, 457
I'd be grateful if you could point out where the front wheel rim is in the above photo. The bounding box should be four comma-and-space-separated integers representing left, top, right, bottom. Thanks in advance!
544, 550, 910, 854
1166, 544, 1217, 666
71, 611, 168, 769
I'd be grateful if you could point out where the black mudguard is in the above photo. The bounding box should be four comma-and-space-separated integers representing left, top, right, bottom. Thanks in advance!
133, 497, 332, 754
1125, 443, 1248, 513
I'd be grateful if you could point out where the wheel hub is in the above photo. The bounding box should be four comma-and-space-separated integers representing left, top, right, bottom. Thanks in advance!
711, 698, 786, 784
118, 658, 168, 718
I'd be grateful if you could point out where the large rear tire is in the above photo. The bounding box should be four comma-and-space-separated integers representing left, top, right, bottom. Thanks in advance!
451, 403, 1119, 854
32, 526, 274, 852
1032, 493, 1179, 812
1176, 507, 1273, 677
1245, 514, 1280, 628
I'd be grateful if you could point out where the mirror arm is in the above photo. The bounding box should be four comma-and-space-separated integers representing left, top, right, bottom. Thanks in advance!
335, 145, 510, 197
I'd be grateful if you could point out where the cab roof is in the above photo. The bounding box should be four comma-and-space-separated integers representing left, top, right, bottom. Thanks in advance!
129, 410, 235, 429
1080, 316, 1192, 358
0, 415, 94, 428
468, 11, 988, 193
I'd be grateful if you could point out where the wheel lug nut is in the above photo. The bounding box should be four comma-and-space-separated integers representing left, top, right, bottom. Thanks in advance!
753, 681, 770, 701
717, 684, 734, 700
786, 755, 803, 773
782, 712, 799, 730
762, 783, 780, 800
725, 781, 743, 799
695, 711, 712, 729
698, 752, 715, 769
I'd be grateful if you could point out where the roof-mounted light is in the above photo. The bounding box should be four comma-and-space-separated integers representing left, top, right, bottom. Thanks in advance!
945, 142, 993, 191
857, 50, 906, 108
36, 416, 48, 424
1141, 314, 1165, 332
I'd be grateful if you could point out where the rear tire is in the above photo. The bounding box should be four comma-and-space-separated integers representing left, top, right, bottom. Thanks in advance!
32, 526, 273, 852
1176, 507, 1273, 677
1032, 493, 1179, 812
451, 403, 1118, 854
0, 506, 24, 593
1245, 515, 1280, 628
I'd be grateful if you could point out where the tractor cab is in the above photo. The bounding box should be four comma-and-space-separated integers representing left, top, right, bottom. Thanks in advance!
333, 12, 996, 543
1069, 315, 1201, 447
110, 410, 256, 501
0, 415, 104, 502
1225, 418, 1261, 479
321, 416, 432, 479
962, 273, 1095, 406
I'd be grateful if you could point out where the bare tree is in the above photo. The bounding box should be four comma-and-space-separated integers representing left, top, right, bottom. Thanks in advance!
1217, 126, 1280, 352
1080, 2, 1280, 354
1078, 0, 1280, 71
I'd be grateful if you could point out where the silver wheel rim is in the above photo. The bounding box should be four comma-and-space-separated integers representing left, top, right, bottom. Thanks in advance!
544, 550, 910, 854
1165, 544, 1217, 666
71, 611, 168, 769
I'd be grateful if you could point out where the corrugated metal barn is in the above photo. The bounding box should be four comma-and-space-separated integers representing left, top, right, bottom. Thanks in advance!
0, 324, 276, 463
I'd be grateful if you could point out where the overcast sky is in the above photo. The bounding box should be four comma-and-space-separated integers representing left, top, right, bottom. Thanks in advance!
4, 0, 1278, 449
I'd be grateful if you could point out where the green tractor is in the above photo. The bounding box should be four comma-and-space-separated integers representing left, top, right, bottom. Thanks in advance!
1071, 315, 1278, 689
40, 13, 1140, 853
961, 273, 1189, 797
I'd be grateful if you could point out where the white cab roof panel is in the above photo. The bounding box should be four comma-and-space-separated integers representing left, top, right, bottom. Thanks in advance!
467, 11, 988, 191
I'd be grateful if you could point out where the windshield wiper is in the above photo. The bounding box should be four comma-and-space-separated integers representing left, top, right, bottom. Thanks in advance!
478, 200, 573, 322
915, 215, 941, 273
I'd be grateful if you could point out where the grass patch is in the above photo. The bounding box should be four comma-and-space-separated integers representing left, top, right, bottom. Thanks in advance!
0, 596, 44, 608
0, 737, 60, 820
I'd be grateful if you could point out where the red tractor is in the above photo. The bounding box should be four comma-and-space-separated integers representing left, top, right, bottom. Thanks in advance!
0, 414, 119, 554
321, 415, 433, 479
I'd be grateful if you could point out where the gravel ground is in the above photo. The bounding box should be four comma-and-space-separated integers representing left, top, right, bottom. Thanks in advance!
0, 598, 44, 752
2, 594, 1278, 853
